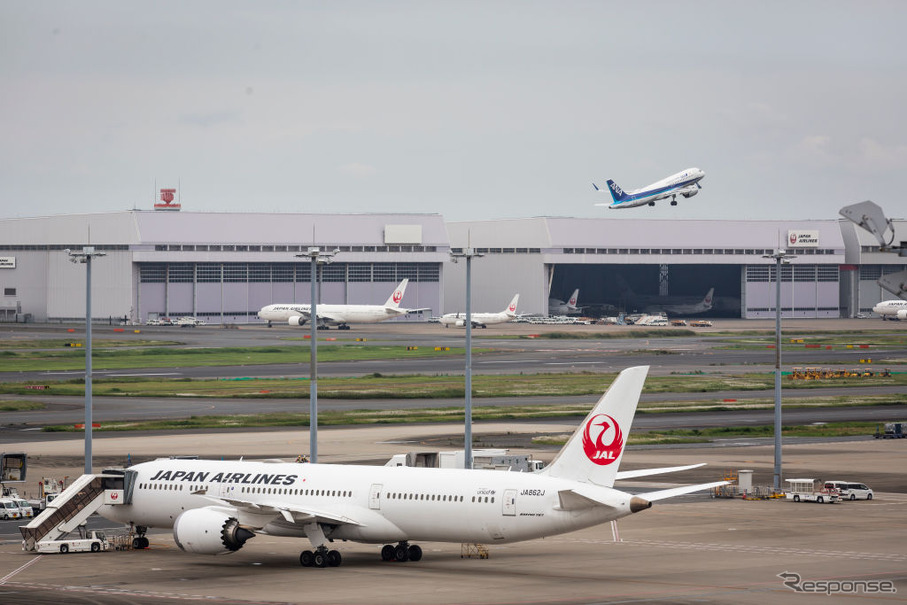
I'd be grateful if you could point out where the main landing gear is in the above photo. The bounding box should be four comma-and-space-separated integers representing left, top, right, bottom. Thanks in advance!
132, 525, 150, 549
381, 541, 422, 563
299, 547, 342, 568
670, 195, 678, 206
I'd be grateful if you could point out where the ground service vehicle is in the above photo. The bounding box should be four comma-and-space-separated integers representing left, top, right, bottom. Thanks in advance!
824, 481, 873, 500
35, 528, 110, 554
785, 478, 839, 503
0, 498, 20, 519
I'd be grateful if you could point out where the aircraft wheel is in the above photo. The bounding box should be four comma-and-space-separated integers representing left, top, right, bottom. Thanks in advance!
91, 542, 100, 553
648, 202, 655, 206
300, 550, 315, 567
381, 544, 395, 561
793, 495, 800, 502
394, 543, 409, 562
313, 551, 328, 568
327, 550, 342, 567
407, 544, 423, 562
60, 544, 69, 553
671, 200, 678, 206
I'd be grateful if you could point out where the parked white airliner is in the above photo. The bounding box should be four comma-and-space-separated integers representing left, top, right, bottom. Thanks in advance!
96, 366, 725, 568
548, 289, 581, 315
872, 299, 907, 320
258, 279, 428, 329
594, 168, 705, 209
646, 288, 714, 316
440, 294, 519, 328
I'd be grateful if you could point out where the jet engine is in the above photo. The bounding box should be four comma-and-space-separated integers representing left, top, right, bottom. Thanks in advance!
681, 188, 699, 198
897, 309, 907, 320
288, 316, 307, 326
172, 508, 255, 555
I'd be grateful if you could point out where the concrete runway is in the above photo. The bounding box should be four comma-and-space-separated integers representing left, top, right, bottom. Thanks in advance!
0, 427, 904, 605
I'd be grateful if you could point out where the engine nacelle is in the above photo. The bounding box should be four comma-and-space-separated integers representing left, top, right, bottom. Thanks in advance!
288, 315, 307, 326
681, 188, 699, 198
897, 309, 907, 320
172, 508, 255, 555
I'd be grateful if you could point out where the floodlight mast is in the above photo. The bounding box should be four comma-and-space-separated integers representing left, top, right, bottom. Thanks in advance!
295, 247, 339, 463
449, 245, 484, 469
762, 248, 795, 491
839, 200, 898, 251
67, 246, 106, 474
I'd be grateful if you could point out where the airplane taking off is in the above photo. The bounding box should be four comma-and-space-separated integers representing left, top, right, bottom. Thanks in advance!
93, 366, 726, 568
646, 288, 714, 316
872, 299, 907, 320
548, 289, 581, 315
594, 168, 705, 209
440, 294, 519, 328
257, 279, 429, 330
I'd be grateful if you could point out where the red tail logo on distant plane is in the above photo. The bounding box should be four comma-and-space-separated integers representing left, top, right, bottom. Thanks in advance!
392, 290, 403, 304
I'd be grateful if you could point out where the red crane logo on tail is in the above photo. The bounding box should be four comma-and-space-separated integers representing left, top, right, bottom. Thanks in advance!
392, 290, 403, 304
582, 414, 624, 465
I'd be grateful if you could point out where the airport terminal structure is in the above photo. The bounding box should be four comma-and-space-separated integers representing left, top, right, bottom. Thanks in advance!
0, 207, 904, 324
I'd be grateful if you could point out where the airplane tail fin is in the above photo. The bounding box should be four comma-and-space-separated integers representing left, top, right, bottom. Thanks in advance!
504, 294, 520, 316
605, 179, 628, 204
539, 366, 648, 487
702, 288, 714, 309
567, 289, 580, 310
384, 279, 409, 308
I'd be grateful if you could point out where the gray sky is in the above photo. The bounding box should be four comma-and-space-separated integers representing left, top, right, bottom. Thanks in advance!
2, 1, 905, 222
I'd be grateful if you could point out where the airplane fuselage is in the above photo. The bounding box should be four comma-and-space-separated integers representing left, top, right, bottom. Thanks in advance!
602, 168, 705, 209
872, 299, 907, 320
100, 459, 637, 545
258, 303, 404, 326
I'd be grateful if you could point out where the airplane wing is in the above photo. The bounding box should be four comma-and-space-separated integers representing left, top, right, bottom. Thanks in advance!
615, 463, 706, 481
199, 493, 364, 528
638, 481, 730, 502
403, 307, 432, 315
312, 311, 344, 326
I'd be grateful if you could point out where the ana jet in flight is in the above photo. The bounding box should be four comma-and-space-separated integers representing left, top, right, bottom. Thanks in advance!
594, 168, 705, 209
440, 294, 519, 328
257, 279, 429, 330
548, 289, 581, 315
871, 299, 907, 320
96, 366, 725, 568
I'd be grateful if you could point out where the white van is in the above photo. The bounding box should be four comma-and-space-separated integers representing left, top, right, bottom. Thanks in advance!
824, 481, 873, 500
0, 498, 21, 520
15, 499, 34, 518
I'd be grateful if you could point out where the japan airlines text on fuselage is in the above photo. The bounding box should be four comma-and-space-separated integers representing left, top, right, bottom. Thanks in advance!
872, 299, 907, 320
257, 279, 427, 328
594, 168, 705, 209
440, 294, 519, 328
96, 366, 726, 568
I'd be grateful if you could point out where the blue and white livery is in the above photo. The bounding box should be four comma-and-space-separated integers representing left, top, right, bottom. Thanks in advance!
594, 167, 705, 209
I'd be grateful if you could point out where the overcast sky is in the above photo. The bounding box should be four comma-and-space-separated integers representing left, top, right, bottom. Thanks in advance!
2, 1, 905, 223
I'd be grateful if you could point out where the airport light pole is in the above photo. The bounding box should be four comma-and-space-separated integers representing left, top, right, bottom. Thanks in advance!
763, 248, 795, 491
450, 245, 483, 469
67, 246, 106, 474
296, 247, 338, 463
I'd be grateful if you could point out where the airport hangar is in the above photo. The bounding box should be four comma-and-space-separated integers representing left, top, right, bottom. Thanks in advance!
0, 210, 904, 324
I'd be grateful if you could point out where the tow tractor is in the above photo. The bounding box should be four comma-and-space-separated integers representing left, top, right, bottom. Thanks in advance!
35, 526, 110, 554
785, 478, 840, 503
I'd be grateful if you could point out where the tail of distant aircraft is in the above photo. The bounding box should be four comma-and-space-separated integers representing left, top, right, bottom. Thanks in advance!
504, 294, 520, 316
384, 279, 409, 308
540, 366, 647, 487
702, 288, 715, 309
567, 289, 580, 310
604, 179, 629, 204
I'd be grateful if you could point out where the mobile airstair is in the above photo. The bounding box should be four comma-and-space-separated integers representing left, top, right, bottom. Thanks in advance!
19, 470, 135, 551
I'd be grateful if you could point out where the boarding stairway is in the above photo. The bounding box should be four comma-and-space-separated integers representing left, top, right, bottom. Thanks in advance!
20, 471, 134, 551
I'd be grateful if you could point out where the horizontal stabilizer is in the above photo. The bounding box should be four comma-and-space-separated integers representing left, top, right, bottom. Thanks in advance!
615, 463, 706, 481
639, 481, 729, 502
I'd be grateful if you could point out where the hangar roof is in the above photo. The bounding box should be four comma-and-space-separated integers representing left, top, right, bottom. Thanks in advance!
448, 217, 846, 250
0, 211, 449, 246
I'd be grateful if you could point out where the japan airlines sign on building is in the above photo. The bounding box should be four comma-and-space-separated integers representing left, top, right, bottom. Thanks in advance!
788, 230, 819, 248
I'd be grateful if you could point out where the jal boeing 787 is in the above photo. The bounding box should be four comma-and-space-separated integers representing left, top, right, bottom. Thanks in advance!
89, 366, 725, 568
594, 168, 705, 209
258, 279, 429, 329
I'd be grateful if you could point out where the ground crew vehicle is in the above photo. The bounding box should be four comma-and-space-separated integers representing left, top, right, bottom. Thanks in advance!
0, 498, 20, 519
824, 481, 873, 500
785, 478, 839, 503
35, 528, 110, 554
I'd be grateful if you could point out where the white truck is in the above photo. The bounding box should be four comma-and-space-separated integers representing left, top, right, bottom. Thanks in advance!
35, 527, 110, 554
386, 449, 545, 472
785, 478, 840, 503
